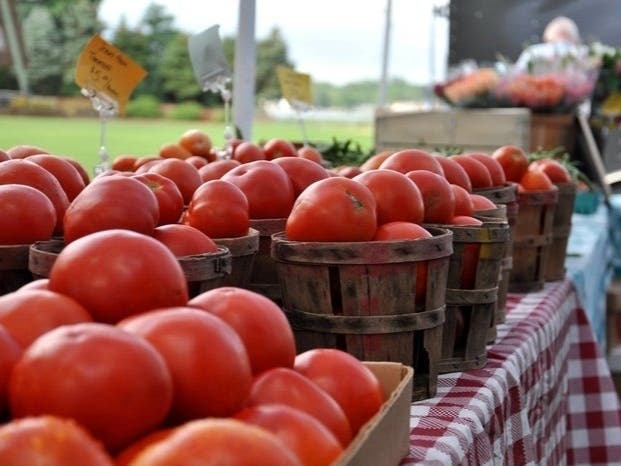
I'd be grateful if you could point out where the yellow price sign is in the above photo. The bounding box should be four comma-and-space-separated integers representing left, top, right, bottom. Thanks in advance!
602, 91, 621, 118
276, 66, 312, 108
75, 34, 147, 115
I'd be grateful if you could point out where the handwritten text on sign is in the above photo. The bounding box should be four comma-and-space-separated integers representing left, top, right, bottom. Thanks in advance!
276, 66, 312, 108
75, 34, 147, 114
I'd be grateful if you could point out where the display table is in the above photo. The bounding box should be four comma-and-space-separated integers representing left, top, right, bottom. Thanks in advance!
402, 204, 621, 465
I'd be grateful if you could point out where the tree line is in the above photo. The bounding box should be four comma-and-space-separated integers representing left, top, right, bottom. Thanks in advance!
0, 0, 425, 108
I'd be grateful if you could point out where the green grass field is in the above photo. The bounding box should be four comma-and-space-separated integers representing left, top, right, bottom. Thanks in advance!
0, 115, 374, 173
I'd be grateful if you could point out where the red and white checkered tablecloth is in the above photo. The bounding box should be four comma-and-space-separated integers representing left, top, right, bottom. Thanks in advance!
401, 278, 621, 466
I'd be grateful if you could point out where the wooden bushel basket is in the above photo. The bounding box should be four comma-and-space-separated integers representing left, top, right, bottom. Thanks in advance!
178, 247, 232, 298
271, 227, 453, 401
214, 228, 260, 288
545, 182, 577, 281
432, 220, 510, 373
509, 188, 558, 292
0, 244, 32, 294
249, 218, 287, 302
29, 238, 65, 279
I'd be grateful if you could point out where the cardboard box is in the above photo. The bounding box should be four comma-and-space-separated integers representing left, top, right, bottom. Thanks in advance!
336, 362, 414, 466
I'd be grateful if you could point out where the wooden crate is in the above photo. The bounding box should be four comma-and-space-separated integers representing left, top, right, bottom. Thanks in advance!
0, 244, 32, 294
178, 247, 232, 298
271, 227, 453, 401
545, 182, 577, 282
213, 228, 260, 288
374, 107, 531, 154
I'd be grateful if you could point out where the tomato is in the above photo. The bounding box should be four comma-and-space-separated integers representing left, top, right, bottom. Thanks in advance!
372, 221, 431, 241
519, 169, 555, 191
25, 154, 86, 201
128, 418, 302, 466
450, 216, 483, 226
48, 229, 189, 323
184, 155, 208, 169
178, 129, 213, 160
159, 142, 192, 160
246, 367, 353, 446
354, 169, 424, 225
263, 138, 297, 160
146, 158, 202, 205
131, 172, 184, 226
465, 152, 506, 186
285, 177, 377, 242
5, 144, 48, 159
360, 151, 393, 171
294, 349, 384, 435
183, 179, 250, 238
133, 156, 162, 171
197, 159, 241, 182
111, 155, 138, 172
62, 157, 90, 186
0, 149, 10, 162
235, 404, 343, 466
8, 322, 173, 452
406, 170, 455, 224
0, 326, 22, 415
118, 307, 252, 421
221, 160, 295, 219
188, 286, 296, 375
470, 193, 497, 212
451, 184, 474, 217
0, 159, 69, 235
331, 165, 363, 178
379, 149, 444, 175
492, 145, 529, 182
450, 155, 493, 188
296, 145, 324, 164
17, 278, 49, 291
114, 428, 174, 466
0, 289, 92, 348
0, 416, 114, 466
433, 155, 472, 192
233, 141, 266, 164
152, 224, 218, 257
0, 184, 56, 244
530, 159, 572, 184
63, 175, 159, 243
272, 156, 330, 197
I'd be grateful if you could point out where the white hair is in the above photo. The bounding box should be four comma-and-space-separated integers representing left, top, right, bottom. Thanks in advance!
543, 16, 581, 44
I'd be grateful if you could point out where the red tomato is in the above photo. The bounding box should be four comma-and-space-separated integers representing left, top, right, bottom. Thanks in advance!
48, 229, 189, 323
0, 326, 22, 414
450, 155, 493, 188
406, 170, 455, 224
17, 278, 49, 291
360, 151, 393, 171
5, 144, 48, 159
111, 155, 138, 172
153, 224, 219, 256
188, 286, 296, 375
197, 159, 241, 182
185, 155, 208, 169
433, 155, 472, 192
0, 289, 92, 348
519, 169, 555, 191
529, 159, 572, 184
0, 159, 69, 235
296, 145, 324, 164
272, 156, 330, 197
0, 149, 9, 162
114, 428, 174, 466
285, 177, 377, 242
451, 184, 474, 217
233, 141, 266, 163
354, 169, 425, 225
470, 193, 497, 212
372, 221, 432, 241
147, 158, 202, 204
465, 152, 506, 186
331, 165, 362, 178
294, 349, 384, 435
221, 160, 295, 219
178, 129, 213, 160
133, 156, 162, 171
379, 149, 444, 175
263, 138, 297, 160
8, 322, 173, 452
131, 172, 184, 226
118, 307, 252, 421
450, 216, 483, 226
63, 175, 159, 243
63, 157, 90, 186
159, 142, 192, 160
235, 404, 343, 466
492, 145, 529, 182
183, 179, 250, 238
25, 154, 86, 201
128, 418, 302, 466
246, 367, 353, 446
0, 416, 114, 466
0, 184, 56, 244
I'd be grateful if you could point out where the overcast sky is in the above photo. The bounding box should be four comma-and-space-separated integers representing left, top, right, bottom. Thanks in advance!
98, 0, 449, 86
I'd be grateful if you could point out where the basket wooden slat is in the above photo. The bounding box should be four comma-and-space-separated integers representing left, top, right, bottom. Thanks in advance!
213, 228, 260, 288
0, 244, 32, 294
249, 218, 287, 302
545, 182, 577, 281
